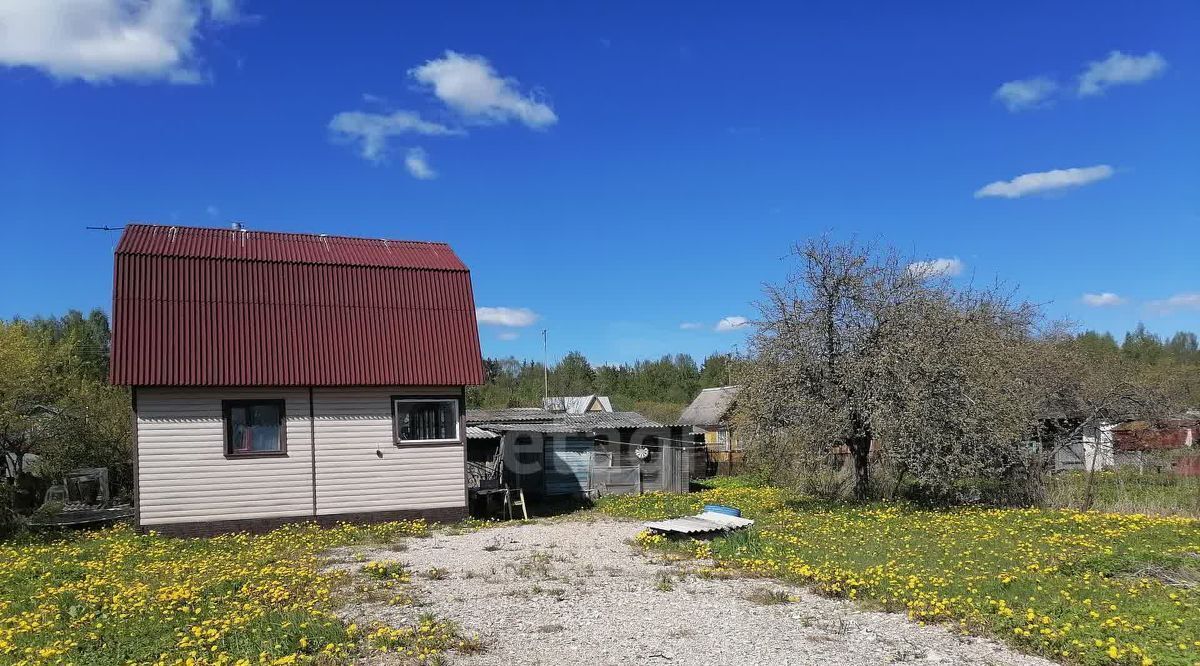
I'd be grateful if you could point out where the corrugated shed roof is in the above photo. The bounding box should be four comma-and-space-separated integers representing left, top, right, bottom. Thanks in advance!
678, 386, 740, 426
110, 224, 484, 387
482, 421, 595, 434
470, 409, 663, 434
570, 411, 662, 429
465, 408, 556, 424
466, 426, 501, 440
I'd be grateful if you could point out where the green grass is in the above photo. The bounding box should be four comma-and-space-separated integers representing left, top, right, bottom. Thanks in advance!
692, 473, 773, 490
0, 520, 477, 665
1048, 471, 1200, 519
603, 485, 1200, 666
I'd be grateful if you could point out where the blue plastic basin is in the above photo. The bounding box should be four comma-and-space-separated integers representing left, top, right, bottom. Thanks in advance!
703, 504, 741, 517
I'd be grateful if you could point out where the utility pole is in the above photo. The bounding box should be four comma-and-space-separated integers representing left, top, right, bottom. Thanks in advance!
542, 329, 549, 402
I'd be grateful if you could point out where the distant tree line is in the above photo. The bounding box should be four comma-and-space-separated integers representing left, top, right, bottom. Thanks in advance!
468, 351, 737, 424
1074, 325, 1200, 407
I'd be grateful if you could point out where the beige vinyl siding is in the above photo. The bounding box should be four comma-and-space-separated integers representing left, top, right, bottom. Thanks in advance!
135, 386, 467, 527
313, 387, 466, 515
136, 388, 313, 526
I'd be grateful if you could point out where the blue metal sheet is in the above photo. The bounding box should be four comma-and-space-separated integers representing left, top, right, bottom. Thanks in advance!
544, 436, 592, 495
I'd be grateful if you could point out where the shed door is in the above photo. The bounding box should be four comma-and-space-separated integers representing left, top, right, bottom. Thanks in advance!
544, 436, 592, 495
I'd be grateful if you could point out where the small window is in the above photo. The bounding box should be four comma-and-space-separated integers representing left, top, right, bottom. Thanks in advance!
393, 398, 460, 445
223, 399, 287, 456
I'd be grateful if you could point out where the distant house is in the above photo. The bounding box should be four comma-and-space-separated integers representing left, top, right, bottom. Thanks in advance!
109, 224, 484, 536
679, 386, 742, 474
465, 407, 697, 501
542, 395, 614, 414
1113, 416, 1198, 451
1111, 415, 1200, 476
679, 386, 741, 451
1051, 423, 1117, 473
1045, 410, 1200, 476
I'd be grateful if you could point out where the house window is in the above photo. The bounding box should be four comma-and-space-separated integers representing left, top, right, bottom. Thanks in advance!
708, 428, 731, 452
223, 399, 286, 456
393, 398, 460, 445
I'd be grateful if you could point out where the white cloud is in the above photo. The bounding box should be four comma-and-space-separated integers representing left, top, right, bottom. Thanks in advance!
205, 204, 219, 217
497, 331, 520, 341
1082, 292, 1126, 307
1147, 293, 1200, 315
476, 307, 539, 327
679, 322, 705, 330
974, 165, 1114, 199
403, 147, 436, 180
207, 0, 240, 22
0, 0, 248, 84
410, 51, 557, 128
715, 316, 749, 332
907, 257, 965, 278
993, 77, 1059, 112
329, 110, 462, 163
1078, 51, 1167, 97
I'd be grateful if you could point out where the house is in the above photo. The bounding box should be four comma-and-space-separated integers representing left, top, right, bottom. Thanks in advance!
679, 386, 742, 473
109, 224, 484, 536
1053, 423, 1117, 472
464, 407, 698, 502
542, 395, 614, 414
1111, 415, 1200, 475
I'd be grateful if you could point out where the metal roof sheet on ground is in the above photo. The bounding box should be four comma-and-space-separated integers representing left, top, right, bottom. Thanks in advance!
109, 224, 484, 387
466, 426, 500, 440
643, 511, 755, 535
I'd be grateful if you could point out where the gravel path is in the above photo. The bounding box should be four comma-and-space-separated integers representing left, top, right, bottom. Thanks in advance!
339, 518, 1054, 666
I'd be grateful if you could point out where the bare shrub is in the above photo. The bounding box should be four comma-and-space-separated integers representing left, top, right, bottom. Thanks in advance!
734, 237, 1149, 505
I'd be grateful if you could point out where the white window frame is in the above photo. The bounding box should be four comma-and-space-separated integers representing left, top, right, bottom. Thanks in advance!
392, 397, 461, 446
714, 428, 731, 452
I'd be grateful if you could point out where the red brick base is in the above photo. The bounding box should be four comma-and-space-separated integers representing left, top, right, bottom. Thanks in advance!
141, 506, 468, 537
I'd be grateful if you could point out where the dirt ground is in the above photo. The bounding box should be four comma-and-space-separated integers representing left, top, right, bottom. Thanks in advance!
336, 518, 1055, 666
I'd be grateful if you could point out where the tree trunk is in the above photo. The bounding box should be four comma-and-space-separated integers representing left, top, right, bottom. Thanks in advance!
850, 436, 871, 500
890, 464, 908, 500
1081, 426, 1103, 511
1081, 464, 1097, 511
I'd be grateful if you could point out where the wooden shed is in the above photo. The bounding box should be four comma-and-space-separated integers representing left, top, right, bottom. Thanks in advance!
465, 408, 699, 499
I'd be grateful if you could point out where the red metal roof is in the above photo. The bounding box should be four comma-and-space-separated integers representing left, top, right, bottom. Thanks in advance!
110, 224, 484, 387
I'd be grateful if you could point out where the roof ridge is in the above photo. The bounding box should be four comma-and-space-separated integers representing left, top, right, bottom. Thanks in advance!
122, 223, 454, 247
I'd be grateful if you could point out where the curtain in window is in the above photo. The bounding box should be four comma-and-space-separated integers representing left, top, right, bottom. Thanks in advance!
229, 404, 282, 453
397, 401, 456, 441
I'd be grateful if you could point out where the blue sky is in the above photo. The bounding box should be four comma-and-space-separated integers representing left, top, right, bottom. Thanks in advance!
1, 2, 1197, 365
